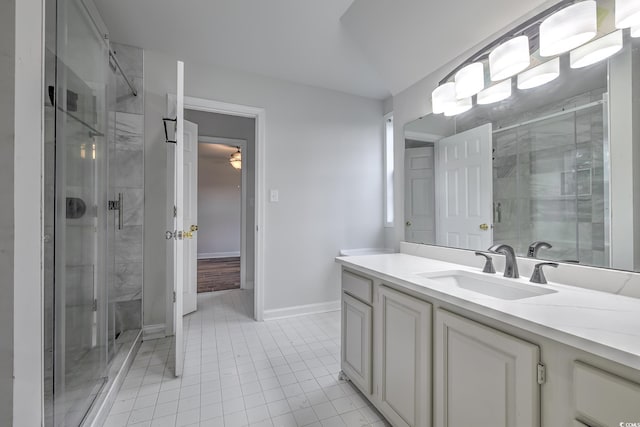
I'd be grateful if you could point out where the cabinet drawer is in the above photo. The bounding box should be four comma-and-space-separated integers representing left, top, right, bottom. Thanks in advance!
342, 270, 372, 304
574, 361, 640, 425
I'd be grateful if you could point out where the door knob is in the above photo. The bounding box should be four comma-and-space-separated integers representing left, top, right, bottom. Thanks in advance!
479, 223, 489, 231
190, 225, 198, 232
406, 221, 412, 227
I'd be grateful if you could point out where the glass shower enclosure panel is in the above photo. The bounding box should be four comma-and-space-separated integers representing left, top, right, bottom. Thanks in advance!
52, 0, 109, 424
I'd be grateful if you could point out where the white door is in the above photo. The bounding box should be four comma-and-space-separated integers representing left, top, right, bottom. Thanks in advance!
405, 147, 435, 244
182, 120, 198, 315
434, 309, 540, 427
167, 61, 185, 377
376, 286, 431, 427
435, 123, 493, 250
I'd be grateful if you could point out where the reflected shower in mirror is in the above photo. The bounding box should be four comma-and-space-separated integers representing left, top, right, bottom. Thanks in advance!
404, 38, 640, 272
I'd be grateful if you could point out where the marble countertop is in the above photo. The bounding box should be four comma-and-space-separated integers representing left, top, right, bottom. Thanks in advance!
336, 253, 640, 371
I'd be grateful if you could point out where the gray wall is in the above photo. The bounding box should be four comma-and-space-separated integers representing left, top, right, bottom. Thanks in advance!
144, 50, 385, 326
0, 0, 15, 423
197, 149, 242, 256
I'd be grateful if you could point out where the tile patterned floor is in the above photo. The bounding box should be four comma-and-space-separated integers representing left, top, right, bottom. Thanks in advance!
103, 290, 387, 427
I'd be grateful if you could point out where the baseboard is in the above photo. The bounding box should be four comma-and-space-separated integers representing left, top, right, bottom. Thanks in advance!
143, 323, 166, 340
263, 300, 341, 321
198, 251, 241, 259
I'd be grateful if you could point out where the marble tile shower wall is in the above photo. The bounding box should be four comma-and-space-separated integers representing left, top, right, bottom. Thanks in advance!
109, 42, 144, 334
492, 89, 607, 267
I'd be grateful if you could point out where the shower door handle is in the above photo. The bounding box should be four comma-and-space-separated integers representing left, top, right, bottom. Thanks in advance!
108, 192, 124, 230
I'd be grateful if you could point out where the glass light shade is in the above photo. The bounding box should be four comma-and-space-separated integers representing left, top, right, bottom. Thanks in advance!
444, 97, 472, 116
539, 1, 597, 57
432, 82, 456, 114
616, 0, 640, 28
632, 26, 640, 37
570, 30, 623, 68
229, 149, 242, 169
517, 58, 560, 90
455, 62, 485, 99
477, 79, 512, 105
489, 36, 530, 81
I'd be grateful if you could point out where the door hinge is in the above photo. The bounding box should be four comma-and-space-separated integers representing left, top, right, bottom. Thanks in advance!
537, 363, 546, 385
173, 206, 177, 217
92, 299, 98, 312
173, 291, 176, 303
108, 200, 120, 210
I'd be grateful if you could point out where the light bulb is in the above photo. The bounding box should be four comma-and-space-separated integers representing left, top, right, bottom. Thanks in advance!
540, 1, 597, 57
517, 58, 560, 89
432, 82, 457, 114
455, 62, 485, 99
616, 0, 640, 29
444, 97, 472, 116
477, 79, 512, 105
489, 36, 530, 81
570, 30, 623, 69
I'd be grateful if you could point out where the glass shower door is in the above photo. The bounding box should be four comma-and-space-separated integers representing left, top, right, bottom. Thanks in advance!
52, 0, 109, 424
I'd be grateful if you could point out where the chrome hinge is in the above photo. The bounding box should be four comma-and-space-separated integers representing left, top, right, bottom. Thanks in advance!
92, 299, 98, 312
537, 363, 546, 385
173, 291, 176, 303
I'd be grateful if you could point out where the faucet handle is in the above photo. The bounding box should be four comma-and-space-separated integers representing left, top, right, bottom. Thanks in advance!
475, 251, 496, 274
530, 262, 558, 284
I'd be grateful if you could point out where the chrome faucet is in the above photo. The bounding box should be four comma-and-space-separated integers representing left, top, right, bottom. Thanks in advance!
527, 241, 552, 258
488, 244, 519, 278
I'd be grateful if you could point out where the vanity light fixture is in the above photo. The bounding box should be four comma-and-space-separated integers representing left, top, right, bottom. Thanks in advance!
631, 26, 640, 37
489, 36, 530, 81
539, 1, 597, 57
229, 147, 241, 169
570, 30, 623, 68
517, 57, 560, 90
432, 82, 457, 114
444, 97, 472, 116
477, 79, 512, 105
455, 62, 485, 99
616, 0, 640, 29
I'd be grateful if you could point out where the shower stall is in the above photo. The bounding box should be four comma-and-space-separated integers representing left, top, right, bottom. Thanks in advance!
44, 0, 142, 425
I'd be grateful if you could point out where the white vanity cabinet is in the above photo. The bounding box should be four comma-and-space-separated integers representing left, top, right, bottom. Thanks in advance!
376, 285, 431, 427
434, 309, 540, 427
573, 361, 640, 426
341, 271, 373, 395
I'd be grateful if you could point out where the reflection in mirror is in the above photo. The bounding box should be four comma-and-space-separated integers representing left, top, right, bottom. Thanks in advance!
404, 38, 640, 272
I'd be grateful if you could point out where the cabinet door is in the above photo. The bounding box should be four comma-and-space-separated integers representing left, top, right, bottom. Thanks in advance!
341, 293, 372, 394
377, 286, 431, 427
434, 309, 540, 427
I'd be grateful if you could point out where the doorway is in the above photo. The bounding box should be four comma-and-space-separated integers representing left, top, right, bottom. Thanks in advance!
195, 135, 247, 293
183, 107, 257, 310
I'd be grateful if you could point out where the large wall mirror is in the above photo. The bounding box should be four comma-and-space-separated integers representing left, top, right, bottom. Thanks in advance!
404, 0, 640, 272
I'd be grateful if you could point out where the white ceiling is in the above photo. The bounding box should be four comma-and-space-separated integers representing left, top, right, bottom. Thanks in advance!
94, 0, 389, 99
199, 143, 237, 160
94, 0, 553, 100
341, 0, 553, 96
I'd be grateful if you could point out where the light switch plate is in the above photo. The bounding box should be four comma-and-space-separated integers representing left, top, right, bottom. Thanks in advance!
270, 189, 279, 202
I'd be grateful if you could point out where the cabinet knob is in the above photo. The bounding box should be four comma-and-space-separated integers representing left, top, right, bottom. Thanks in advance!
406, 221, 412, 227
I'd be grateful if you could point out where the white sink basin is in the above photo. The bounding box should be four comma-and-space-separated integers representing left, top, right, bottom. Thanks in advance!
418, 270, 558, 300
